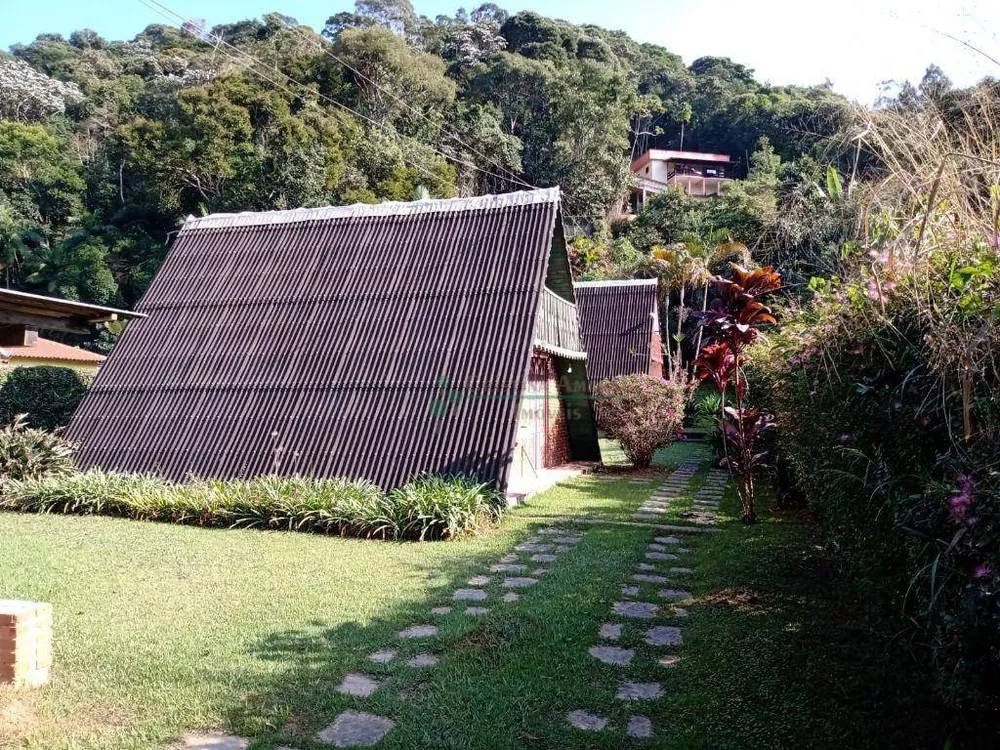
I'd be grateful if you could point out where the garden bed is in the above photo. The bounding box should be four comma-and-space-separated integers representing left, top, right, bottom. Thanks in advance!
0, 470, 505, 541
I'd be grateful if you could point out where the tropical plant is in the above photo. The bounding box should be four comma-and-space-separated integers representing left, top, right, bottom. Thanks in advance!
693, 263, 781, 522
594, 373, 690, 467
0, 414, 77, 481
0, 470, 505, 541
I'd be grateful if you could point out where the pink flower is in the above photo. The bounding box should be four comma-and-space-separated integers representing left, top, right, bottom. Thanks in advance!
973, 563, 991, 580
948, 474, 976, 521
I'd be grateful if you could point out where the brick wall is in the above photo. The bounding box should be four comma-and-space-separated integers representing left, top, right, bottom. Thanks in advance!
538, 352, 571, 467
650, 302, 665, 378
0, 600, 52, 688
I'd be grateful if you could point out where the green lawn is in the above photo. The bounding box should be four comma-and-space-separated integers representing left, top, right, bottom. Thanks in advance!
0, 443, 959, 748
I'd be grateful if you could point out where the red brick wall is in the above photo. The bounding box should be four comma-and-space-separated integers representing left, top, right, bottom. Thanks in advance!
534, 351, 570, 467
649, 329, 665, 378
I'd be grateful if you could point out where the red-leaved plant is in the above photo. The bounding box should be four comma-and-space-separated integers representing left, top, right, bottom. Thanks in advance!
693, 264, 781, 523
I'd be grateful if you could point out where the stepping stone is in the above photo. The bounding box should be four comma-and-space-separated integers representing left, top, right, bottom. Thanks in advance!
179, 732, 249, 749
502, 592, 520, 603
633, 514, 659, 522
467, 575, 491, 586
672, 607, 689, 618
617, 681, 664, 700
659, 589, 692, 600
453, 588, 488, 601
621, 585, 640, 597
407, 653, 439, 668
599, 622, 622, 640
637, 507, 668, 515
588, 645, 634, 665
633, 574, 668, 583
430, 607, 451, 616
397, 624, 437, 639
554, 545, 572, 553
646, 552, 678, 561
655, 536, 682, 544
538, 527, 571, 535
499, 554, 519, 563
318, 710, 395, 747
637, 563, 657, 571
530, 554, 557, 562
367, 649, 396, 663
490, 563, 527, 573
644, 626, 683, 646
658, 654, 681, 668
336, 673, 382, 698
503, 577, 538, 588
676, 547, 692, 554
531, 567, 549, 576
647, 543, 668, 552
515, 543, 553, 553
669, 567, 694, 575
464, 606, 488, 616
627, 715, 653, 738
567, 710, 607, 731
613, 601, 658, 619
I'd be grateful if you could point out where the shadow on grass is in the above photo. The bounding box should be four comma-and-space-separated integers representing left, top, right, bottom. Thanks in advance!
213, 515, 597, 749
670, 485, 979, 750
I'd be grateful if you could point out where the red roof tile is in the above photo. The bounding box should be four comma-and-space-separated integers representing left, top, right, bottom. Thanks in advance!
0, 337, 105, 364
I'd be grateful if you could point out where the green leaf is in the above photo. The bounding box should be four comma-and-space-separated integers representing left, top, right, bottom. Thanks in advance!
826, 165, 843, 201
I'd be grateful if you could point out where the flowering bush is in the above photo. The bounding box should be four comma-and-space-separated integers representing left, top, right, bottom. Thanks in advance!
594, 374, 689, 467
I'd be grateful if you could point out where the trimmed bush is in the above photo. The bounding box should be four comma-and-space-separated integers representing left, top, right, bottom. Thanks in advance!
0, 415, 76, 481
0, 470, 505, 541
594, 374, 689, 467
0, 366, 88, 430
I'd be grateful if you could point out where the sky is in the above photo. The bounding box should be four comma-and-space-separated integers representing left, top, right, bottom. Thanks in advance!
0, 0, 997, 103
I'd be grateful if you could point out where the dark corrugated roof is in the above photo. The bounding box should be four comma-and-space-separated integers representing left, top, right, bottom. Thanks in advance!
575, 280, 659, 383
68, 189, 596, 488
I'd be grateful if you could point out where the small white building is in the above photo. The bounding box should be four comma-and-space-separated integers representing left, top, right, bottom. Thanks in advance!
630, 149, 733, 210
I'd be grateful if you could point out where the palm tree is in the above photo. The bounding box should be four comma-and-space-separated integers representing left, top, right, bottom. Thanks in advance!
674, 228, 747, 362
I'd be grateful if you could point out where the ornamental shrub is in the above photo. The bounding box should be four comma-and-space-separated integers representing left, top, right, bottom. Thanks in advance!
0, 470, 505, 541
0, 414, 76, 481
594, 374, 689, 467
0, 365, 88, 430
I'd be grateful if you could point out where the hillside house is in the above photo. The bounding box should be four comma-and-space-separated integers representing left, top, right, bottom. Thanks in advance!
575, 279, 664, 386
630, 149, 733, 209
67, 189, 601, 491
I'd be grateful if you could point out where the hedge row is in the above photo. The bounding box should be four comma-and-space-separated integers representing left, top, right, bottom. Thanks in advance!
1, 470, 506, 541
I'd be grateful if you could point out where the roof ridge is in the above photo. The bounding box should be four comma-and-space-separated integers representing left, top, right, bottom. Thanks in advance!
181, 188, 561, 232
574, 279, 658, 288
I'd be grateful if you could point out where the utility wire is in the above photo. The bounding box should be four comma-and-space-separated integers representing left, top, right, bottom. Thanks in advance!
136, 0, 537, 194
279, 20, 536, 190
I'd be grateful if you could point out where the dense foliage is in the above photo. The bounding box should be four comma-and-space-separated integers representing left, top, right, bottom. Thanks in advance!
1, 470, 505, 540
594, 374, 689, 467
0, 414, 76, 481
747, 83, 1000, 706
0, 1, 847, 349
0, 365, 88, 429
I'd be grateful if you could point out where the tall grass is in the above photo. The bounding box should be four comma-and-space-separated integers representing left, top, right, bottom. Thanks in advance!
0, 470, 506, 541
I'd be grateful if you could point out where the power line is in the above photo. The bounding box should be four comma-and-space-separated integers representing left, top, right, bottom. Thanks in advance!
136, 0, 538, 194
279, 20, 536, 190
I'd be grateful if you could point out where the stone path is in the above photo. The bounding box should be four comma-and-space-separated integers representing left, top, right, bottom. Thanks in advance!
305, 524, 585, 747
566, 458, 727, 740
175, 458, 723, 749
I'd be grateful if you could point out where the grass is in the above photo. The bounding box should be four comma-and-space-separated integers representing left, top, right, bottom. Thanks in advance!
0, 440, 965, 748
